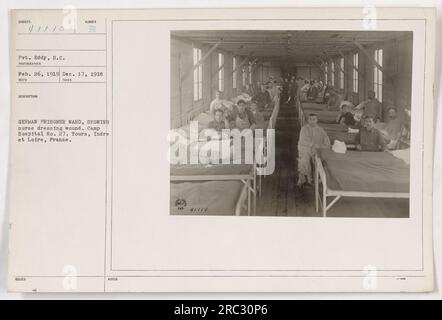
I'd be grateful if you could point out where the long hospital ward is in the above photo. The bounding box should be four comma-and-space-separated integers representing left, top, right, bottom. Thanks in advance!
169, 31, 411, 218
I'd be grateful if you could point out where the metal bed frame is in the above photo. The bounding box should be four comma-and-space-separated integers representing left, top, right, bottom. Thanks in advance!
169, 95, 281, 216
314, 153, 410, 217
257, 96, 280, 197
171, 163, 257, 216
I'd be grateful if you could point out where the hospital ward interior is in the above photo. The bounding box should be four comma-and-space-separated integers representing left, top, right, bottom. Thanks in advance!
170, 31, 411, 218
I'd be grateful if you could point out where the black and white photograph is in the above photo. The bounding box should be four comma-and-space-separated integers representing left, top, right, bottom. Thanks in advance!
170, 30, 412, 218
3, 6, 436, 294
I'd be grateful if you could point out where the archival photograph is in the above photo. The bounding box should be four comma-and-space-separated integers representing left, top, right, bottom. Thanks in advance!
169, 30, 412, 218
5, 6, 435, 294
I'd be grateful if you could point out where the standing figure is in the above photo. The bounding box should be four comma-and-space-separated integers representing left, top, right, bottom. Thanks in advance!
297, 113, 331, 186
253, 84, 272, 110
355, 90, 382, 122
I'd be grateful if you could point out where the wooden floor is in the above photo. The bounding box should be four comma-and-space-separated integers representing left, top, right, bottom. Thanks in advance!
252, 103, 409, 218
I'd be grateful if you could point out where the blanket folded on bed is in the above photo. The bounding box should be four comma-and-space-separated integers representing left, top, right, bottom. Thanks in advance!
332, 140, 347, 154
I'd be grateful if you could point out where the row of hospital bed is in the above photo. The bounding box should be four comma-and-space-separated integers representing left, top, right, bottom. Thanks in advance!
297, 99, 410, 217
170, 95, 280, 216
298, 101, 358, 147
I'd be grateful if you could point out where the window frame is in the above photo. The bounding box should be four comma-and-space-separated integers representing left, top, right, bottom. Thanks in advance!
352, 53, 359, 93
339, 57, 345, 90
232, 56, 237, 89
192, 46, 203, 102
218, 52, 224, 92
242, 67, 246, 86
324, 63, 328, 83
373, 48, 383, 102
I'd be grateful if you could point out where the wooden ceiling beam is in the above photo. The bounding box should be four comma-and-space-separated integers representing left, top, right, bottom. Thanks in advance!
353, 40, 385, 74
181, 39, 222, 82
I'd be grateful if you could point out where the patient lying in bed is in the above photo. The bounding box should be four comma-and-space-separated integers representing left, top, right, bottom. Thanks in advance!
336, 104, 356, 126
298, 113, 331, 186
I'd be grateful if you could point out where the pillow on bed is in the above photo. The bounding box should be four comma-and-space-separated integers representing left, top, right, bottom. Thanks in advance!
238, 93, 252, 102
173, 124, 189, 138
332, 140, 347, 154
194, 112, 213, 130
222, 100, 234, 110
198, 139, 233, 164
348, 127, 359, 133
389, 148, 410, 165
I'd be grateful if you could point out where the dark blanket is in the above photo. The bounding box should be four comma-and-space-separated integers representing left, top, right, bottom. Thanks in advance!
326, 131, 358, 145
318, 148, 410, 193
171, 163, 253, 177
170, 180, 245, 215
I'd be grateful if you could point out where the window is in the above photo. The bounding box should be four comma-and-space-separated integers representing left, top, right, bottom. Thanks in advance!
331, 60, 335, 86
373, 48, 383, 102
339, 57, 345, 90
248, 63, 252, 85
192, 47, 202, 101
352, 53, 359, 93
242, 67, 246, 86
218, 52, 224, 92
232, 57, 237, 89
324, 63, 328, 83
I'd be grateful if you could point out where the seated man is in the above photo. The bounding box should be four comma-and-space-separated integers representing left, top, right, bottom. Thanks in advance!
355, 116, 387, 152
208, 109, 230, 132
229, 99, 256, 131
243, 84, 253, 97
351, 109, 364, 129
336, 103, 356, 126
307, 80, 319, 101
339, 97, 354, 111
327, 89, 343, 111
252, 81, 261, 96
322, 80, 333, 104
253, 84, 272, 110
250, 100, 266, 129
267, 81, 279, 103
375, 107, 403, 149
355, 90, 382, 122
297, 113, 331, 186
209, 90, 227, 117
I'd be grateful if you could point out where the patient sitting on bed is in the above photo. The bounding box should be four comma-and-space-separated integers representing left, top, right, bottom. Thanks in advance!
297, 113, 331, 186
250, 100, 266, 129
229, 99, 257, 131
327, 89, 343, 111
336, 104, 356, 126
356, 116, 387, 152
208, 109, 230, 132
374, 107, 403, 149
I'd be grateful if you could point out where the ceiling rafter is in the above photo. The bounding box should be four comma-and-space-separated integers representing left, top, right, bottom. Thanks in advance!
172, 30, 411, 64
